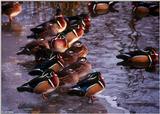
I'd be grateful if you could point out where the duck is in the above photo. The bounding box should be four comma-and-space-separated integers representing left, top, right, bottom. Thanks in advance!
17, 69, 59, 100
28, 43, 88, 76
65, 13, 91, 33
88, 1, 118, 16
68, 72, 105, 103
58, 57, 92, 86
50, 21, 86, 52
2, 2, 22, 22
28, 53, 64, 76
27, 8, 67, 40
116, 47, 159, 68
16, 39, 50, 61
27, 12, 91, 40
132, 2, 159, 20
61, 41, 88, 65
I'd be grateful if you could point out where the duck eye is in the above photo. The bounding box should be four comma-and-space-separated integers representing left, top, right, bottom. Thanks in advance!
74, 42, 81, 47
80, 58, 86, 62
26, 48, 30, 52
68, 68, 74, 73
68, 50, 74, 54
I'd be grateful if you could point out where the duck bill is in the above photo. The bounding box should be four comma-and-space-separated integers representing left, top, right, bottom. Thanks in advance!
16, 47, 30, 55
16, 48, 25, 55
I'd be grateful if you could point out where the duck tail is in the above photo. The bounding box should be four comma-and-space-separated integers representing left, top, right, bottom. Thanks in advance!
116, 54, 131, 60
17, 86, 33, 92
68, 88, 85, 96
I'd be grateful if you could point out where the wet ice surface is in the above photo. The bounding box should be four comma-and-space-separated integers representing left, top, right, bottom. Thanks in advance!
2, 2, 159, 114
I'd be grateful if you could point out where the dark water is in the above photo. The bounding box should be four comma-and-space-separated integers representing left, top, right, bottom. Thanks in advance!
2, 2, 159, 114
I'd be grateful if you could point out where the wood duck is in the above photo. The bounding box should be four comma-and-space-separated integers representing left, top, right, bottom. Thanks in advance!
28, 53, 64, 76
132, 2, 159, 20
116, 47, 159, 68
61, 41, 88, 66
66, 13, 91, 33
16, 40, 50, 61
68, 72, 105, 103
88, 1, 118, 16
27, 12, 91, 40
2, 2, 22, 22
48, 21, 85, 53
27, 8, 67, 39
58, 57, 92, 86
17, 69, 59, 100
28, 41, 88, 75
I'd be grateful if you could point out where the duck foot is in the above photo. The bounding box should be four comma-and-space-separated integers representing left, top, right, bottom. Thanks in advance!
88, 96, 98, 104
42, 94, 49, 101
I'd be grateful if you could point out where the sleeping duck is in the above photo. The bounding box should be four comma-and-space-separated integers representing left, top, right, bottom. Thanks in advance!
2, 2, 22, 22
68, 72, 105, 103
88, 1, 118, 16
116, 47, 159, 69
17, 69, 59, 100
28, 41, 88, 75
58, 57, 92, 86
61, 41, 88, 66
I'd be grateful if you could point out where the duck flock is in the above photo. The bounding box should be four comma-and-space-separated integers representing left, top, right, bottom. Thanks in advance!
2, 1, 159, 104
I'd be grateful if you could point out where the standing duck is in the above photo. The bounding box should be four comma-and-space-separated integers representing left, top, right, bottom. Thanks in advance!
17, 69, 59, 100
28, 12, 91, 40
116, 47, 159, 68
2, 2, 22, 22
132, 2, 159, 20
27, 8, 67, 39
68, 72, 105, 103
16, 39, 50, 61
88, 1, 118, 16
58, 57, 92, 86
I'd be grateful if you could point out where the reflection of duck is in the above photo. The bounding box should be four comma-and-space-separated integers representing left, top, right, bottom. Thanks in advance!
16, 40, 50, 61
116, 47, 159, 69
88, 1, 118, 16
17, 69, 59, 100
2, 21, 23, 36
68, 72, 105, 103
58, 57, 92, 85
2, 2, 22, 22
132, 2, 159, 20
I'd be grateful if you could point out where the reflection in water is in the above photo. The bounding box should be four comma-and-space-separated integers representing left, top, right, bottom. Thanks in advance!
2, 21, 24, 36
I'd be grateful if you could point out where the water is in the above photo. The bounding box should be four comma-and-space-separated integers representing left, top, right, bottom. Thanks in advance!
2, 2, 159, 114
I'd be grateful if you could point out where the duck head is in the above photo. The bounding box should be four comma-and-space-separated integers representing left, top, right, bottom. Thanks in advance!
16, 46, 32, 55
